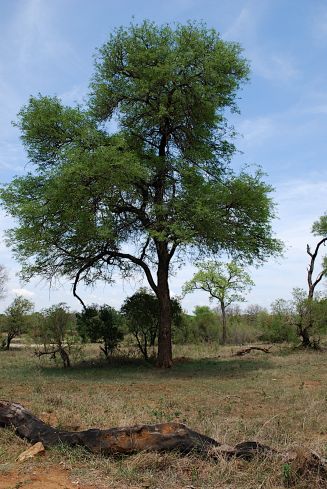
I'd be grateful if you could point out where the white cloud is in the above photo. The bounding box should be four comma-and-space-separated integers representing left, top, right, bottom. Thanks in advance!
223, 2, 298, 83
12, 0, 75, 70
11, 288, 34, 298
311, 5, 327, 42
223, 6, 254, 40
252, 52, 298, 82
238, 116, 275, 147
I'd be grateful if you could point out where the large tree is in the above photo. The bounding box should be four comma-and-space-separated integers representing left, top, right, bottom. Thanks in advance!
1, 21, 281, 367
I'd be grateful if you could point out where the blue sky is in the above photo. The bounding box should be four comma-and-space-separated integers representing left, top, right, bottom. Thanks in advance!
1, 0, 327, 313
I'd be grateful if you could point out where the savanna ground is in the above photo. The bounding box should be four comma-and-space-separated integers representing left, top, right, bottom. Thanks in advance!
1, 342, 327, 488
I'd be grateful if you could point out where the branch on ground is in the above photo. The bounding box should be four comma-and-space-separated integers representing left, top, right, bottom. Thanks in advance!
0, 399, 327, 481
233, 346, 272, 356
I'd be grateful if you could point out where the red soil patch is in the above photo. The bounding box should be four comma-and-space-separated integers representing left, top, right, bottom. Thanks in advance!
0, 466, 95, 489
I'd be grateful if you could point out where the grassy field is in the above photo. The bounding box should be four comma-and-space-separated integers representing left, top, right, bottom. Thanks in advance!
1, 343, 327, 488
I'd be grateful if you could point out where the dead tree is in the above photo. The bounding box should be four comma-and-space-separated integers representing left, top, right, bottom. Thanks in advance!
307, 238, 327, 300
2, 399, 327, 481
297, 238, 327, 347
0, 400, 273, 458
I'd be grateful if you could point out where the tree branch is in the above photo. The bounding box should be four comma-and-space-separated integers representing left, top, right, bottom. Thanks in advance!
109, 251, 158, 294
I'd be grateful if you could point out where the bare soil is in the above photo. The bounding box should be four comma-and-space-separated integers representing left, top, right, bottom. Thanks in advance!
0, 465, 95, 489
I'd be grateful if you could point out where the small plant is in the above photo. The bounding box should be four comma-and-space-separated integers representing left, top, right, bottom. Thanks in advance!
282, 463, 293, 487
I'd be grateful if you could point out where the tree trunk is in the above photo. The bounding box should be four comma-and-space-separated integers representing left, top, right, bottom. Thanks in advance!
59, 347, 71, 368
156, 251, 173, 368
301, 327, 311, 348
5, 333, 14, 351
220, 301, 227, 345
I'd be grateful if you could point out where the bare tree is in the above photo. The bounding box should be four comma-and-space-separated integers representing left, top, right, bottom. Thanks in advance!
295, 215, 327, 347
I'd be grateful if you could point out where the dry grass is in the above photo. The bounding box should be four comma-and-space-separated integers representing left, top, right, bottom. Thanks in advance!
1, 343, 327, 487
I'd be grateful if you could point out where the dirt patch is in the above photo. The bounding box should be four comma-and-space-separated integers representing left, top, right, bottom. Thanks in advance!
0, 466, 95, 489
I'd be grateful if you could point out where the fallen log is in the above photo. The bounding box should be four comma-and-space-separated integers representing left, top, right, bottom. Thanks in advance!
1, 399, 327, 480
234, 346, 272, 356
0, 400, 271, 459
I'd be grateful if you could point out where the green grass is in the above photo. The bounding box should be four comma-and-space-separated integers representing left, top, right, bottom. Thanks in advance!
1, 344, 327, 488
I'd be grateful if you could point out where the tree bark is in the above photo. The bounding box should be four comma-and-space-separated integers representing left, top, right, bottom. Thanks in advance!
156, 249, 173, 368
220, 301, 227, 345
0, 400, 271, 459
59, 347, 71, 368
300, 327, 312, 348
2, 400, 327, 478
5, 333, 15, 351
307, 238, 327, 300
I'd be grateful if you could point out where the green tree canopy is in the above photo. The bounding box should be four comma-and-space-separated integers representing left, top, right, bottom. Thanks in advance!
183, 261, 254, 343
121, 288, 182, 360
1, 295, 34, 350
33, 304, 78, 367
1, 21, 281, 367
77, 305, 124, 358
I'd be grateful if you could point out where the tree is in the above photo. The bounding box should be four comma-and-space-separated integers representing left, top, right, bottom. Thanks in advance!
0, 266, 7, 301
190, 305, 218, 343
121, 288, 182, 360
183, 261, 254, 344
291, 288, 327, 348
294, 214, 327, 347
77, 305, 124, 358
1, 295, 34, 350
34, 304, 79, 367
0, 21, 281, 367
308, 214, 327, 299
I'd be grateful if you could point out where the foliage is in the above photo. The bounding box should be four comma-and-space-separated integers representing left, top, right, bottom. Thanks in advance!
183, 261, 254, 344
77, 305, 124, 358
189, 306, 218, 343
1, 20, 282, 367
255, 292, 327, 346
291, 288, 327, 347
254, 300, 295, 343
33, 304, 81, 367
292, 215, 327, 346
1, 295, 34, 350
121, 289, 182, 359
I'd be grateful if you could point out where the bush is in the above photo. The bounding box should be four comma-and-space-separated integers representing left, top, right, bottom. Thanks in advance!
34, 304, 81, 367
77, 305, 124, 358
122, 289, 182, 359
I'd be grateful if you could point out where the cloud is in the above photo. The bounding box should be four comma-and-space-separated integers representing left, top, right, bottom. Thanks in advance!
12, 0, 75, 70
11, 288, 35, 298
222, 1, 267, 41
311, 4, 327, 42
252, 52, 299, 82
59, 84, 87, 106
238, 116, 275, 147
223, 2, 298, 83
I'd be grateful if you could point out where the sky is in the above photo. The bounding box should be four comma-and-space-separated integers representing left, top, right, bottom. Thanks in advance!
0, 0, 327, 313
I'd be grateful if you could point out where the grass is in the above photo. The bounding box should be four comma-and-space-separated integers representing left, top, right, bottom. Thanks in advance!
1, 343, 327, 487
